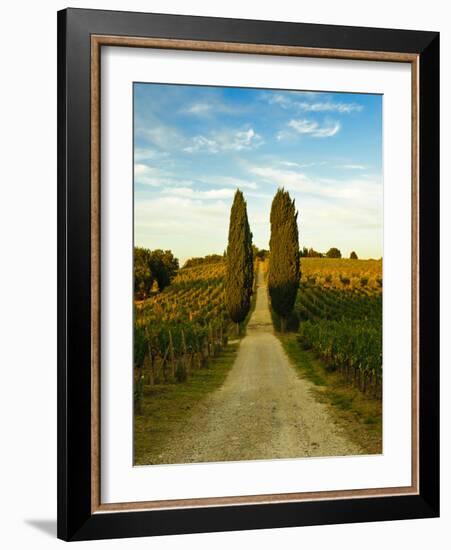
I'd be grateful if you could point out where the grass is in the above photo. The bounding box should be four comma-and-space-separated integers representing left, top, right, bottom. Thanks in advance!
280, 334, 382, 454
134, 342, 239, 465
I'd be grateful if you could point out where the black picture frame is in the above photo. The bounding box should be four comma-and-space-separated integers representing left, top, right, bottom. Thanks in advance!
57, 7, 439, 541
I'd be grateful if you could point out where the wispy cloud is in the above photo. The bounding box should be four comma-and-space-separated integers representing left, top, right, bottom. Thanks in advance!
136, 124, 184, 151
163, 187, 235, 200
248, 165, 311, 192
134, 83, 382, 258
247, 163, 381, 201
262, 93, 292, 108
339, 164, 366, 170
134, 148, 169, 162
244, 162, 382, 255
134, 163, 195, 188
182, 102, 212, 115
184, 127, 263, 153
181, 100, 242, 116
135, 196, 230, 263
134, 164, 164, 187
289, 119, 341, 138
197, 175, 258, 190
298, 101, 362, 113
137, 120, 263, 155
277, 119, 341, 139
183, 135, 219, 154
260, 92, 363, 114
279, 160, 327, 169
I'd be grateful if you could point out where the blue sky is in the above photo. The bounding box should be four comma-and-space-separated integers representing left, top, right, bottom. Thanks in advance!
134, 83, 382, 264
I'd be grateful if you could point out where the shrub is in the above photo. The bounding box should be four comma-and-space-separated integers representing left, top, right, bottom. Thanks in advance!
340, 275, 351, 286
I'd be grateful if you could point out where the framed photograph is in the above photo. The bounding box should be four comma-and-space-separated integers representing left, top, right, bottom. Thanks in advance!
57, 8, 439, 541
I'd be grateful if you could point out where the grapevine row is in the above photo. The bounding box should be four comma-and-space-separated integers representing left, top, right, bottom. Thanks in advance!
134, 261, 231, 412
295, 259, 382, 396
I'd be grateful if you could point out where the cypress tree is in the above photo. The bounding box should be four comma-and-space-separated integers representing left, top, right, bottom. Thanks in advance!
225, 190, 254, 333
268, 188, 300, 332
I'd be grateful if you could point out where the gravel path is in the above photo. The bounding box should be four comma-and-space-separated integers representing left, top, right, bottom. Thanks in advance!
153, 266, 362, 464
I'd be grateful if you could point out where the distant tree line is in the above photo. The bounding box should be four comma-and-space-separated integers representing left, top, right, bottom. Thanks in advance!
300, 247, 323, 258
183, 254, 224, 269
300, 247, 358, 260
134, 247, 179, 299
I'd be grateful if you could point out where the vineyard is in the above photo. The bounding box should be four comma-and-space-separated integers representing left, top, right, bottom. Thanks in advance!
134, 260, 233, 411
301, 257, 382, 290
135, 257, 383, 409
134, 254, 382, 463
295, 258, 382, 396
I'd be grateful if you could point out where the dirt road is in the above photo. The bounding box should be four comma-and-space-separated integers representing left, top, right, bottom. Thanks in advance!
152, 265, 362, 464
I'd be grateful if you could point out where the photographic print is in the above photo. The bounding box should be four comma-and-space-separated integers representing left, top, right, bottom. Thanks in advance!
58, 12, 440, 539
133, 83, 383, 466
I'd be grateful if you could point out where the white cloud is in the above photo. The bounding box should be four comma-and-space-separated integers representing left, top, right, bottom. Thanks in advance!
247, 163, 381, 201
138, 117, 263, 155
163, 187, 235, 200
298, 101, 362, 113
300, 197, 382, 258
279, 161, 300, 167
232, 128, 261, 150
134, 167, 383, 261
137, 124, 184, 151
135, 196, 231, 264
339, 164, 366, 170
260, 92, 363, 114
198, 175, 258, 190
246, 162, 382, 255
183, 102, 213, 115
134, 148, 169, 162
136, 196, 229, 225
262, 93, 292, 108
134, 164, 163, 187
134, 163, 195, 188
181, 100, 241, 116
183, 135, 219, 154
248, 165, 311, 192
288, 119, 318, 134
279, 161, 326, 169
184, 127, 263, 154
284, 119, 341, 138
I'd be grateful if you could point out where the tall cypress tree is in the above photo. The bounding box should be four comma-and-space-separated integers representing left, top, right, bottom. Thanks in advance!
268, 188, 300, 332
225, 190, 254, 333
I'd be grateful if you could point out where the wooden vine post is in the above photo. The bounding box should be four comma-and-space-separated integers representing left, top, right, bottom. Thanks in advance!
168, 329, 175, 382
